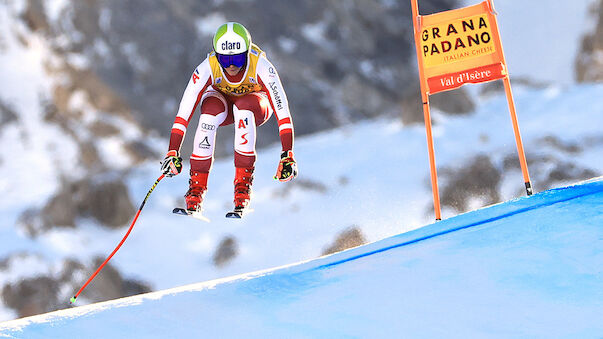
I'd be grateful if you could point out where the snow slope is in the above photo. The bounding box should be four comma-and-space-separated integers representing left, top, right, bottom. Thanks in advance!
1, 178, 601, 338
1, 0, 602, 323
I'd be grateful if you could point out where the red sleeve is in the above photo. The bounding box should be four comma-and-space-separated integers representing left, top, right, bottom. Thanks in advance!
167, 78, 211, 153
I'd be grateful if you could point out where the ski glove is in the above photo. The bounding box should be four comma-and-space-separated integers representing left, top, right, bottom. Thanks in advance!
274, 150, 298, 182
161, 150, 183, 177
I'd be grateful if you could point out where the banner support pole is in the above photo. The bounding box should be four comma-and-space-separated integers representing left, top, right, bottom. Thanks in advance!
502, 76, 533, 195
487, 0, 533, 195
412, 0, 442, 221
421, 95, 442, 220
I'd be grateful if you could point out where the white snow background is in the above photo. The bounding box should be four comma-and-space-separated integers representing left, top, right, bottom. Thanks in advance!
0, 0, 602, 333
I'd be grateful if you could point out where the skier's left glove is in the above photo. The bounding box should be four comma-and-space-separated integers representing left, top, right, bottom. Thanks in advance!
274, 150, 297, 182
161, 150, 182, 177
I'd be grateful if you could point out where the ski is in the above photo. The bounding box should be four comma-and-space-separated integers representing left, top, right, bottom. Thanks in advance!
172, 207, 210, 222
225, 208, 244, 219
225, 207, 253, 219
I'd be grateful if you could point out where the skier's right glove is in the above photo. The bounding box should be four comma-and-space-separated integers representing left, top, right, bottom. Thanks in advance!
274, 150, 298, 182
161, 150, 182, 177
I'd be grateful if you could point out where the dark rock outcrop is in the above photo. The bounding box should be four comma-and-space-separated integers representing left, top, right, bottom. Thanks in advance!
576, 1, 603, 82
18, 177, 136, 236
213, 236, 238, 268
439, 155, 502, 213
322, 226, 367, 255
1, 254, 151, 319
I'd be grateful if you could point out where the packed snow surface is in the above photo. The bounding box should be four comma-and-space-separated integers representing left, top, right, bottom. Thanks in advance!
1, 178, 602, 338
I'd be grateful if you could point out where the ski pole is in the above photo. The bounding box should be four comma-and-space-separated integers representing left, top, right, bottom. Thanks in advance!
69, 174, 165, 305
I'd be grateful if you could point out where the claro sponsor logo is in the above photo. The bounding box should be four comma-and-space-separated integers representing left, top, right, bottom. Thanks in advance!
221, 41, 242, 50
268, 82, 283, 110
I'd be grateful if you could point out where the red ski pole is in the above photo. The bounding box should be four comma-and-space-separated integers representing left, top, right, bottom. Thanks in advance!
69, 174, 165, 305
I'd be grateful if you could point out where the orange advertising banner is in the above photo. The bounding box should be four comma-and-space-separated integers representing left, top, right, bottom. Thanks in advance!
416, 1, 506, 94
411, 0, 533, 222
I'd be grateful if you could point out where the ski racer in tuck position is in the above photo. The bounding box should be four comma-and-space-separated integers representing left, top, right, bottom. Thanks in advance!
161, 22, 298, 218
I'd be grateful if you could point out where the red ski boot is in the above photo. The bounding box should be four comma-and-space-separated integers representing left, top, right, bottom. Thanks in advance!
185, 170, 208, 213
226, 167, 254, 218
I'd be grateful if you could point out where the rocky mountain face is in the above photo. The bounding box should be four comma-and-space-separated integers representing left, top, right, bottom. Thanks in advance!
19, 0, 464, 157
576, 0, 603, 82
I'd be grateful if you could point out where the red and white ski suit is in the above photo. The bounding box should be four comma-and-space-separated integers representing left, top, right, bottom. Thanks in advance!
167, 44, 294, 172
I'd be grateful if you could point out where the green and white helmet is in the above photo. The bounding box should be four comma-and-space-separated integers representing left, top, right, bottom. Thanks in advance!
213, 22, 252, 55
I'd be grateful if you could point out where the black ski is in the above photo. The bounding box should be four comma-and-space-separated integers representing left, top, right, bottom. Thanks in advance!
225, 207, 248, 219
172, 207, 210, 222
172, 207, 189, 216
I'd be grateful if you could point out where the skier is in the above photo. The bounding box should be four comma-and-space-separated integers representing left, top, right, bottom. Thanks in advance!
160, 22, 298, 218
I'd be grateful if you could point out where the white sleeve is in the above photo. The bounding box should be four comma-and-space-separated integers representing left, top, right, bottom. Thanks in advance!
257, 55, 293, 136
171, 58, 212, 136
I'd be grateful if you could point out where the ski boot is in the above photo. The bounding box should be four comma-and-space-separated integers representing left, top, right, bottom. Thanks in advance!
226, 167, 254, 218
185, 170, 208, 213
